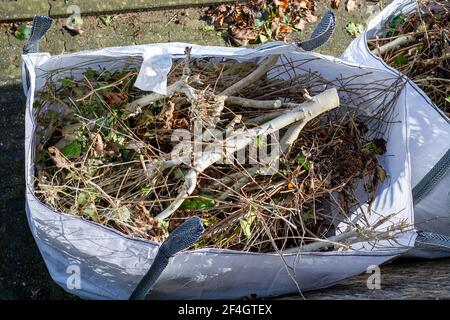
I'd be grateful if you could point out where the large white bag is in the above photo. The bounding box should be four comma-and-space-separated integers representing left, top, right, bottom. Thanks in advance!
22, 41, 419, 299
341, 0, 450, 258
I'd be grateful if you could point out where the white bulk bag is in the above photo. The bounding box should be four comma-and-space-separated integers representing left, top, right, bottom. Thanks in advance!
23, 42, 416, 300
341, 0, 450, 258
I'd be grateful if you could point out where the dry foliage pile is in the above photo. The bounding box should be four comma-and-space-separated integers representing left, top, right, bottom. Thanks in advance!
368, 0, 450, 117
203, 0, 318, 45
33, 50, 405, 253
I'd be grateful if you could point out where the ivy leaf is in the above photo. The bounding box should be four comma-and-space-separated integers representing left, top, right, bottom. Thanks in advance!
77, 192, 89, 206
83, 68, 96, 79
389, 14, 405, 29
83, 204, 99, 222
62, 141, 82, 159
114, 206, 131, 222
296, 155, 311, 170
346, 22, 364, 37
60, 78, 72, 88
100, 15, 113, 26
254, 18, 265, 29
240, 210, 256, 239
159, 219, 169, 231
180, 196, 215, 211
394, 54, 408, 66
259, 34, 269, 44
15, 24, 32, 40
140, 186, 152, 196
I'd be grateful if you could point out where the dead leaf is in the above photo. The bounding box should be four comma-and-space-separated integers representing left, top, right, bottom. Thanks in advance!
304, 12, 318, 23
90, 132, 105, 157
103, 92, 128, 107
294, 18, 307, 31
48, 146, 71, 169
331, 0, 341, 10
229, 26, 258, 46
346, 0, 360, 12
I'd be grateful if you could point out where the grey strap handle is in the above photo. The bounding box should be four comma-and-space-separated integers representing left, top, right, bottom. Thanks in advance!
23, 15, 53, 54
22, 16, 53, 95
416, 231, 450, 250
298, 10, 336, 51
129, 216, 204, 300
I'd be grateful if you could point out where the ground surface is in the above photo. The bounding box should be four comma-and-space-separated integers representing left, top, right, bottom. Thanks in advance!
0, 0, 449, 300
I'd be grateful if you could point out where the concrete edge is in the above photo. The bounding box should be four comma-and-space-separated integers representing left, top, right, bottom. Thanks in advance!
0, 0, 245, 22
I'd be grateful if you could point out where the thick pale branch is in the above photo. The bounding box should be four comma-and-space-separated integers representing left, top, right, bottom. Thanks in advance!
220, 55, 280, 96
155, 88, 340, 220
373, 35, 415, 56
225, 96, 282, 109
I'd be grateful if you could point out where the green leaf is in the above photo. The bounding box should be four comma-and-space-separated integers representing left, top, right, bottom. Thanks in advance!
33, 101, 43, 110
259, 34, 269, 44
346, 22, 365, 37
174, 168, 186, 181
264, 22, 273, 37
283, 15, 292, 25
254, 18, 265, 29
62, 141, 82, 159
15, 24, 32, 40
141, 186, 152, 196
445, 96, 450, 103
180, 196, 215, 211
159, 219, 169, 231
60, 78, 72, 88
100, 15, 113, 26
240, 209, 256, 239
83, 205, 99, 222
200, 25, 215, 32
394, 54, 408, 66
114, 206, 131, 222
77, 192, 89, 206
296, 155, 311, 170
389, 14, 405, 29
83, 68, 96, 79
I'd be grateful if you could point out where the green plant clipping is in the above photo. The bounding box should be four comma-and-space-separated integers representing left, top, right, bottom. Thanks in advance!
62, 142, 82, 159
296, 155, 311, 170
15, 24, 32, 40
240, 210, 256, 239
100, 16, 113, 26
346, 22, 365, 37
159, 219, 169, 231
394, 54, 408, 66
180, 196, 215, 211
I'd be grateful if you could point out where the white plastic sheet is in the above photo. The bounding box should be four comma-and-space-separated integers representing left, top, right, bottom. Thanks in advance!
23, 42, 416, 299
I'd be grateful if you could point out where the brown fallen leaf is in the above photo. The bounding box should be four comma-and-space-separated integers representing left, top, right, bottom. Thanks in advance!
304, 11, 318, 23
90, 132, 105, 158
229, 26, 258, 46
48, 146, 71, 169
331, 0, 341, 10
346, 0, 360, 12
294, 18, 307, 31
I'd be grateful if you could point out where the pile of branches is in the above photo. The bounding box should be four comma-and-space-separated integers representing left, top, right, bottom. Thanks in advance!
368, 0, 450, 117
33, 50, 404, 253
203, 0, 318, 45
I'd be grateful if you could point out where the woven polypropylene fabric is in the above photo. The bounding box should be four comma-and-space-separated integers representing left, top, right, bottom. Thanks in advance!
129, 216, 204, 299
299, 11, 336, 51
23, 16, 53, 54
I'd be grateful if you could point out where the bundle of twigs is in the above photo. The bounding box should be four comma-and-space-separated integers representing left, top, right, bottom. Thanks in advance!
368, 0, 450, 117
33, 50, 406, 253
